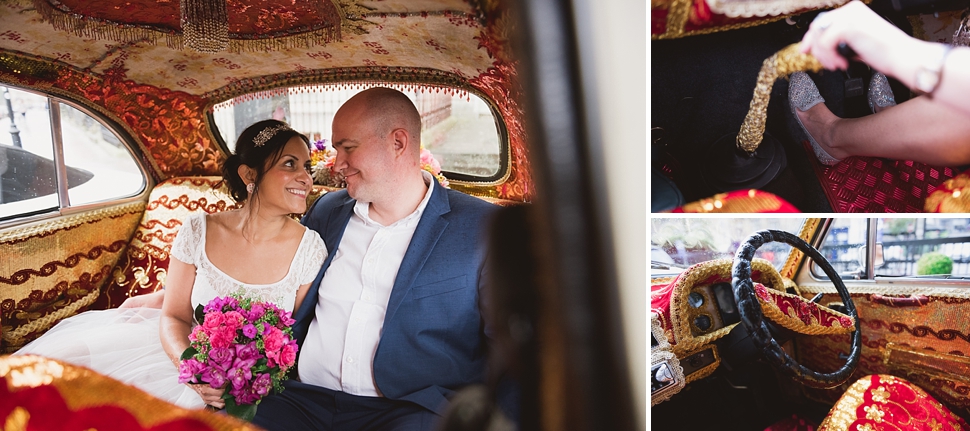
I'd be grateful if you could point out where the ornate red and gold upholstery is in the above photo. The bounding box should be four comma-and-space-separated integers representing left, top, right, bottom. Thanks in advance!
95, 177, 329, 310
651, 259, 854, 381
652, 0, 850, 39
672, 189, 800, 213
819, 375, 969, 430
0, 203, 144, 353
0, 355, 263, 430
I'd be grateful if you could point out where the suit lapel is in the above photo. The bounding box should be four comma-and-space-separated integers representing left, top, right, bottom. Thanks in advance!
383, 183, 451, 325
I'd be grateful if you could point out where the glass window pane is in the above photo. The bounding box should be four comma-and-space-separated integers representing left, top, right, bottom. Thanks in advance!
59, 103, 144, 206
212, 85, 503, 179
876, 218, 970, 277
0, 87, 57, 219
814, 219, 869, 280
650, 218, 805, 272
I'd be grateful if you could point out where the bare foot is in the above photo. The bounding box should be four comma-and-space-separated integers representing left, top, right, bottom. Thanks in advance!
793, 102, 849, 160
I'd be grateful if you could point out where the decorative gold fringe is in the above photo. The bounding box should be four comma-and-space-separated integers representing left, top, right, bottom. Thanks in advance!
30, 0, 341, 53
737, 44, 823, 152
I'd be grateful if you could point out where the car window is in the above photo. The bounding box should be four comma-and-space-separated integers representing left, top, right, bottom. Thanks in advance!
0, 86, 146, 221
814, 218, 970, 279
651, 218, 806, 272
211, 84, 504, 181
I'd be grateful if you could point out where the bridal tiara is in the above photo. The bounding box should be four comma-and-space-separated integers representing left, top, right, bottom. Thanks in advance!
253, 124, 292, 147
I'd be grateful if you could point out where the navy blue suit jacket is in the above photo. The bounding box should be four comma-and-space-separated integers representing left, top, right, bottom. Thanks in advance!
293, 181, 497, 415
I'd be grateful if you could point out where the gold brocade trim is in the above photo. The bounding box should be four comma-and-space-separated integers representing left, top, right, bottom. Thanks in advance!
682, 345, 721, 384
0, 202, 145, 244
818, 376, 871, 430
1, 287, 101, 347
679, 190, 782, 213
706, 0, 846, 18
759, 285, 856, 334
652, 276, 677, 286
781, 218, 822, 280
738, 44, 823, 152
670, 258, 784, 356
665, 0, 693, 39
799, 283, 970, 299
653, 14, 788, 40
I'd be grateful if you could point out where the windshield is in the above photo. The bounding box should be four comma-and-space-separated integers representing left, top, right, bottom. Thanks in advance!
651, 218, 807, 272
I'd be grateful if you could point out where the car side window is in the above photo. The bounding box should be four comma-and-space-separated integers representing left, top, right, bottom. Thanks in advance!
814, 218, 970, 279
0, 86, 145, 222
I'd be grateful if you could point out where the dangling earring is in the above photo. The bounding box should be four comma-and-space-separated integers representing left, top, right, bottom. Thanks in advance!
246, 183, 255, 194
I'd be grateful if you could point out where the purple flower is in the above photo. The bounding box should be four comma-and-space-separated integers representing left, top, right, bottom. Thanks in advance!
177, 358, 204, 384
228, 359, 255, 390
242, 323, 258, 339
261, 322, 273, 335
208, 347, 234, 371
252, 373, 272, 397
313, 139, 328, 151
201, 366, 227, 389
235, 341, 259, 361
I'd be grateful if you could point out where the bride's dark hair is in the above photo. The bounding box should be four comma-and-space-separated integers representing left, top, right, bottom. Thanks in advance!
222, 119, 310, 202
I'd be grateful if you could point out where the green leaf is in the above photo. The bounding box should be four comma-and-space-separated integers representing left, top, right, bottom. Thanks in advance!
180, 346, 198, 361
195, 304, 205, 324
225, 397, 258, 422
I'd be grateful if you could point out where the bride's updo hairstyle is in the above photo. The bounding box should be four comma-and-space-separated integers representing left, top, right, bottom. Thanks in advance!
222, 119, 310, 202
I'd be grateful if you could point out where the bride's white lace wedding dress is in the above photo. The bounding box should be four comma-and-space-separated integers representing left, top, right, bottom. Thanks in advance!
16, 213, 327, 408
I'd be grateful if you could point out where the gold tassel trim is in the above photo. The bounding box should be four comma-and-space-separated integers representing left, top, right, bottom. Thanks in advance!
30, 0, 341, 53
737, 43, 822, 152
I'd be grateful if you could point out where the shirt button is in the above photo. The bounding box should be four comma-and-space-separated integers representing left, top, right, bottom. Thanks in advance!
362, 293, 371, 301
347, 357, 354, 363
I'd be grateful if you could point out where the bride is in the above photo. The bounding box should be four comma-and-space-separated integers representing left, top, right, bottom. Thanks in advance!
16, 119, 327, 409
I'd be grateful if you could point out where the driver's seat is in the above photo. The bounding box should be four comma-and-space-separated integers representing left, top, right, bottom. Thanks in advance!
816, 374, 968, 430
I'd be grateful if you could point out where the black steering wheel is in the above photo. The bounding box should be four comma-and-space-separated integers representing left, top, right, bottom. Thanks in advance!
732, 230, 861, 388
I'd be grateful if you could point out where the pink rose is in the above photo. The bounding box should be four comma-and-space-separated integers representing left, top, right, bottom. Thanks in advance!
279, 341, 298, 368
263, 327, 285, 353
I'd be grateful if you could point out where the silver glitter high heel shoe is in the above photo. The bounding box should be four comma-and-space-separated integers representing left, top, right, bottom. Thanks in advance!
789, 72, 841, 166
868, 72, 896, 113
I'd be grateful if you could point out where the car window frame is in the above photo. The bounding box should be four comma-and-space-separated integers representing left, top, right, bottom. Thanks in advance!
808, 218, 970, 285
205, 83, 512, 185
0, 83, 152, 228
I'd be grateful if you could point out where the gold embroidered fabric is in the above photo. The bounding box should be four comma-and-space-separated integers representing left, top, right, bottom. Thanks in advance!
738, 44, 823, 152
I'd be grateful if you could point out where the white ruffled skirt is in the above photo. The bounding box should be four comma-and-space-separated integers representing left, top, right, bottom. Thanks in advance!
15, 307, 205, 409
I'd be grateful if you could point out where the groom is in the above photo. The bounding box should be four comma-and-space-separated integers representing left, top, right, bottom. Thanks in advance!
252, 87, 498, 430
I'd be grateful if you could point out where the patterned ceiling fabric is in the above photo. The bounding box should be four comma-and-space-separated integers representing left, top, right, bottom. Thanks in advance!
0, 2, 494, 96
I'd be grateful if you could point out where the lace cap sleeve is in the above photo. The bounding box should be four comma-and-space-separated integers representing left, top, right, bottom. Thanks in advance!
299, 229, 327, 285
170, 214, 201, 265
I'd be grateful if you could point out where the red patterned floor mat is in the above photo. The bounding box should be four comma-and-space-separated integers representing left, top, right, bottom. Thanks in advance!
802, 141, 957, 213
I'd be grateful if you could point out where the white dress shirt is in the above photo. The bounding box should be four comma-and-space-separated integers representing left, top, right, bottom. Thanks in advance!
298, 172, 435, 396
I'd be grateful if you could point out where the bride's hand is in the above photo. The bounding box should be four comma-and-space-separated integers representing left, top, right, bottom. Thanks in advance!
188, 383, 226, 409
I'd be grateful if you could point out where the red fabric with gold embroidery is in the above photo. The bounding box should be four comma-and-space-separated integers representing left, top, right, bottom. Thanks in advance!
819, 375, 970, 430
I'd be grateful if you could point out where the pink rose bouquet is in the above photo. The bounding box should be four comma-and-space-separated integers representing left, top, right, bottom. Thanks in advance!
178, 293, 299, 420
